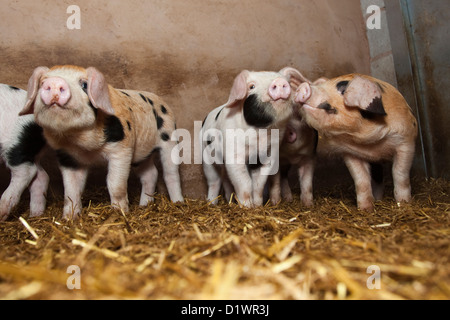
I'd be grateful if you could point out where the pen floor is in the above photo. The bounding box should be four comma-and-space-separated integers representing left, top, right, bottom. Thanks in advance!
0, 177, 449, 300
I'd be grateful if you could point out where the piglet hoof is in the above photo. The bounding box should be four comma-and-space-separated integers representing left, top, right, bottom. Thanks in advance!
111, 203, 129, 215
270, 195, 282, 206
139, 196, 155, 207
172, 197, 185, 204
237, 192, 253, 208
63, 206, 81, 221
301, 195, 314, 208
29, 211, 45, 219
63, 211, 80, 221
29, 201, 47, 218
358, 202, 375, 213
282, 189, 294, 203
394, 190, 412, 205
239, 202, 254, 209
0, 212, 9, 222
253, 196, 264, 207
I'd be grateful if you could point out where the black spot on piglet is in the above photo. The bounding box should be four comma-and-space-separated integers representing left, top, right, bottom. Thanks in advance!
161, 132, 170, 141
201, 115, 208, 128
318, 102, 338, 115
153, 108, 164, 130
56, 150, 80, 169
336, 81, 349, 95
215, 107, 224, 121
366, 97, 387, 116
9, 86, 21, 91
139, 93, 147, 103
157, 116, 164, 130
104, 115, 125, 143
140, 93, 154, 106
243, 94, 275, 128
6, 123, 46, 167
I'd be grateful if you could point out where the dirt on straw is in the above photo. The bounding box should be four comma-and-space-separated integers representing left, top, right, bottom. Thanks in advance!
0, 177, 449, 300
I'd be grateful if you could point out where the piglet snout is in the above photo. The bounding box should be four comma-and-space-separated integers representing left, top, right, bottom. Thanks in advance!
269, 78, 291, 101
295, 82, 311, 104
40, 77, 71, 107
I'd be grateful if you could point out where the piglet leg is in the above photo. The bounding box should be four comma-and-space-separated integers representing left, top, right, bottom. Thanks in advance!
298, 157, 315, 207
392, 144, 415, 204
269, 172, 282, 205
159, 141, 184, 203
250, 166, 270, 207
222, 168, 234, 202
226, 163, 253, 208
0, 164, 37, 221
134, 157, 158, 206
203, 162, 222, 204
29, 165, 49, 217
107, 151, 132, 213
344, 155, 374, 212
61, 167, 88, 220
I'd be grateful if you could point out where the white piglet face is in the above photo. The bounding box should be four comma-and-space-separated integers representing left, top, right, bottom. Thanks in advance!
225, 68, 310, 128
20, 66, 115, 133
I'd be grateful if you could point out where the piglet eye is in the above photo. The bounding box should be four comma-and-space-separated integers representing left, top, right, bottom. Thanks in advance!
80, 80, 88, 94
249, 84, 256, 90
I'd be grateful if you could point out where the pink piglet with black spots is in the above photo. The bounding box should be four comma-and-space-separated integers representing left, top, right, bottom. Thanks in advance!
20, 65, 184, 220
295, 74, 418, 212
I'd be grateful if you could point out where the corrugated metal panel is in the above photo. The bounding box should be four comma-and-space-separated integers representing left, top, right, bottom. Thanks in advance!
387, 0, 450, 179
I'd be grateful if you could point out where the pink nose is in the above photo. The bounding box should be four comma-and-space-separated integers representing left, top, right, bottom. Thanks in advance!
269, 78, 291, 101
40, 77, 71, 107
295, 82, 311, 103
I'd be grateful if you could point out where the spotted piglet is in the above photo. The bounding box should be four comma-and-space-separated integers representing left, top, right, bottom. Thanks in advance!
295, 74, 418, 211
200, 68, 309, 207
20, 65, 184, 219
0, 84, 49, 221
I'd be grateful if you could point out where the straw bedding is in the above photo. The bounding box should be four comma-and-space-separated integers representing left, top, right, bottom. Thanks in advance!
0, 177, 448, 300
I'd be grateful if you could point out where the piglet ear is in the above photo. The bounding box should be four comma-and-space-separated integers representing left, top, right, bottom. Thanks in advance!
344, 76, 387, 116
279, 67, 311, 90
19, 66, 49, 116
313, 77, 329, 85
86, 67, 115, 115
224, 70, 250, 108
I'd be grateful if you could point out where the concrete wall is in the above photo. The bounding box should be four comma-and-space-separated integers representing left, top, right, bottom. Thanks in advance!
361, 0, 398, 87
0, 0, 370, 200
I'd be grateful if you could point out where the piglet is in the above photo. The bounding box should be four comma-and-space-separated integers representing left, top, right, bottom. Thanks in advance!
200, 68, 309, 207
20, 65, 184, 219
295, 74, 418, 211
273, 111, 318, 206
0, 84, 48, 221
